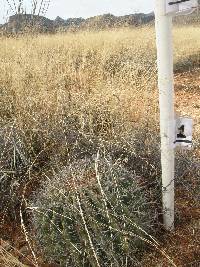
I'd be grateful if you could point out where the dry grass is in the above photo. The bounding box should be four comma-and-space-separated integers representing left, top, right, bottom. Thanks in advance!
0, 27, 159, 200
0, 25, 199, 266
0, 26, 199, 138
0, 244, 29, 267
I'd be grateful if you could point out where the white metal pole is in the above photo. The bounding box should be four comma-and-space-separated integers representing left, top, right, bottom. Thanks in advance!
155, 0, 175, 231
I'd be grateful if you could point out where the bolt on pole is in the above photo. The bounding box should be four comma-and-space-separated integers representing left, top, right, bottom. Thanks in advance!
155, 0, 175, 231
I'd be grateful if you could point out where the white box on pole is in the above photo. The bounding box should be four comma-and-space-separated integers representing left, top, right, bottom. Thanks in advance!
166, 0, 179, 15
165, 0, 198, 15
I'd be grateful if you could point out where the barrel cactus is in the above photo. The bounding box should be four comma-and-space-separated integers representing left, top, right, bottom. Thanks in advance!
30, 155, 156, 266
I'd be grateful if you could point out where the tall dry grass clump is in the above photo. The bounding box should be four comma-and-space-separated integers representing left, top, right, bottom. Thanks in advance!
0, 27, 159, 214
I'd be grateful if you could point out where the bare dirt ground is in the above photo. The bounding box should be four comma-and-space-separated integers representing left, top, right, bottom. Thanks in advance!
0, 69, 199, 267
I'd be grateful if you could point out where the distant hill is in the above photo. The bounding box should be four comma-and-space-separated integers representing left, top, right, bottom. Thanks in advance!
0, 10, 199, 34
0, 13, 155, 34
64, 13, 155, 31
0, 14, 54, 33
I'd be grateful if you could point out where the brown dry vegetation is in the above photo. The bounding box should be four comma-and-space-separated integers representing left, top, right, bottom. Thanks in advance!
0, 26, 199, 266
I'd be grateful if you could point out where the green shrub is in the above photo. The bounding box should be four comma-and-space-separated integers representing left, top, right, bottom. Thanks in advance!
31, 155, 157, 267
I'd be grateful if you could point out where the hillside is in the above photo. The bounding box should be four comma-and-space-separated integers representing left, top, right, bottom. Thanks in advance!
0, 14, 54, 33
1, 10, 200, 34
0, 12, 154, 34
